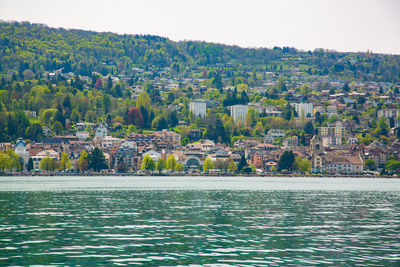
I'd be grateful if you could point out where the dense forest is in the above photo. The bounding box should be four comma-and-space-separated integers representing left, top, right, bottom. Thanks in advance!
1, 21, 399, 82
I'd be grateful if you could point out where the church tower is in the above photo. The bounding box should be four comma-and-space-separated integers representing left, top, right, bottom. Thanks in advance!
310, 135, 323, 156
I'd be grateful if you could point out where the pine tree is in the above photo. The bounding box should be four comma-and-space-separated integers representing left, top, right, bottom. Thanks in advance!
278, 150, 295, 171
238, 155, 248, 171
87, 147, 108, 172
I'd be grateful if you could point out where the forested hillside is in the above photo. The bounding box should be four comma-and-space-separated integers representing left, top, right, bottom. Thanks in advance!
1, 21, 399, 82
0, 21, 399, 144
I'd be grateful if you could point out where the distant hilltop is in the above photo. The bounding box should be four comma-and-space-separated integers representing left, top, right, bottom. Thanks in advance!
0, 21, 399, 83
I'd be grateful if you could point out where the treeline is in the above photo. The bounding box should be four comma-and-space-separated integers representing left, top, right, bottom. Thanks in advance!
0, 21, 399, 82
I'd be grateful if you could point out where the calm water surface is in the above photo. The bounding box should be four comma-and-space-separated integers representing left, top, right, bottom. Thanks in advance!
1, 176, 400, 266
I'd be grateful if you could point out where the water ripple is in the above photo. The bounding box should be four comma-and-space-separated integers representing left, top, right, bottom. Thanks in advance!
0, 189, 400, 266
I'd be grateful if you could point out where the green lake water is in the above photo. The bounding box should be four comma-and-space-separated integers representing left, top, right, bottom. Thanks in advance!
0, 176, 400, 266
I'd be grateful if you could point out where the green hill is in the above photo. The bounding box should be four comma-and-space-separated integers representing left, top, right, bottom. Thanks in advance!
1, 21, 399, 82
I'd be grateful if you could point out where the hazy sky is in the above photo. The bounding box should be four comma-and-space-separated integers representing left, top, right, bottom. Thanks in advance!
1, 0, 399, 54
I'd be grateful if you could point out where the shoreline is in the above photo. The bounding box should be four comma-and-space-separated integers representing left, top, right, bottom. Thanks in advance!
0, 173, 397, 179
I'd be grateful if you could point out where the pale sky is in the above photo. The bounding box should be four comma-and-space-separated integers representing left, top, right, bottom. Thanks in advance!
1, 0, 399, 54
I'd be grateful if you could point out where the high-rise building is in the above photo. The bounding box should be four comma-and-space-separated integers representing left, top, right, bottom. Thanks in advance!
318, 121, 345, 146
189, 100, 207, 118
229, 105, 249, 125
295, 103, 313, 118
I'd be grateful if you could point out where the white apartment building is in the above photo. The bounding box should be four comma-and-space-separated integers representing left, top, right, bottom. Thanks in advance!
295, 103, 313, 118
229, 105, 248, 125
378, 109, 400, 119
318, 121, 345, 146
189, 100, 207, 118
76, 131, 89, 140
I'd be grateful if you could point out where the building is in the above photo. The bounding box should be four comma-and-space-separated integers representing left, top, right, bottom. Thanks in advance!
95, 123, 108, 137
283, 136, 298, 148
143, 150, 162, 162
263, 135, 275, 144
378, 109, 400, 119
294, 103, 313, 118
312, 154, 363, 174
263, 108, 283, 118
76, 131, 89, 140
188, 129, 203, 141
189, 100, 207, 118
323, 154, 364, 175
267, 129, 286, 138
318, 121, 345, 146
14, 138, 29, 169
229, 105, 248, 125
348, 136, 358, 144
31, 149, 59, 171
114, 141, 137, 170
154, 129, 181, 149
327, 105, 338, 117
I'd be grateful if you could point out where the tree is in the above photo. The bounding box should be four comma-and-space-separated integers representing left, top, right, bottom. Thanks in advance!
283, 103, 293, 121
59, 152, 71, 171
238, 155, 248, 171
176, 163, 184, 172
300, 84, 311, 95
141, 154, 155, 171
277, 76, 287, 92
70, 109, 81, 123
87, 147, 108, 172
181, 137, 189, 146
78, 150, 88, 172
52, 121, 63, 135
156, 158, 166, 174
251, 68, 257, 84
365, 159, 376, 171
376, 117, 389, 137
39, 156, 58, 172
304, 121, 314, 135
27, 158, 33, 171
25, 123, 42, 141
136, 92, 151, 127
385, 159, 400, 174
101, 94, 111, 114
6, 149, 21, 172
227, 159, 237, 172
278, 150, 295, 171
0, 152, 12, 173
94, 78, 103, 89
203, 157, 213, 172
342, 82, 350, 92
151, 116, 168, 130
245, 108, 258, 128
205, 117, 228, 143
116, 158, 128, 173
52, 110, 65, 126
314, 111, 323, 125
126, 107, 144, 128
166, 155, 177, 172
214, 159, 228, 170
293, 157, 311, 173
128, 124, 137, 134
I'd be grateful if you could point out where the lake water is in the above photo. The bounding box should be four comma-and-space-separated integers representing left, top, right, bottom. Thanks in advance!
1, 176, 400, 266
